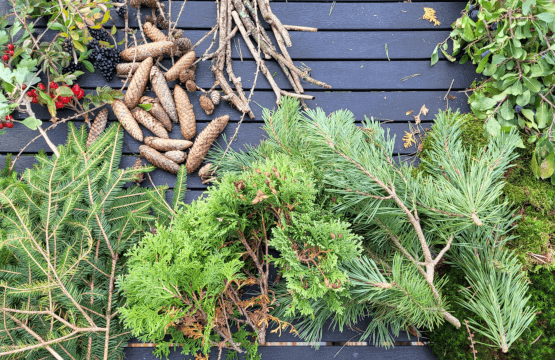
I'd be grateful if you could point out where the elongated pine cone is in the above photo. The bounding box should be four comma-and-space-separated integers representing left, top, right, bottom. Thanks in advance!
144, 22, 168, 42
139, 145, 180, 174
145, 136, 193, 151
131, 107, 169, 139
112, 100, 143, 142
141, 96, 172, 132
116, 62, 141, 77
209, 90, 221, 106
120, 41, 175, 61
130, 0, 158, 8
124, 57, 153, 109
165, 50, 196, 82
175, 37, 192, 53
185, 80, 197, 92
132, 158, 146, 184
150, 66, 178, 123
174, 84, 196, 140
198, 163, 214, 183
86, 108, 109, 148
199, 95, 215, 115
179, 66, 196, 83
186, 115, 229, 173
164, 150, 187, 164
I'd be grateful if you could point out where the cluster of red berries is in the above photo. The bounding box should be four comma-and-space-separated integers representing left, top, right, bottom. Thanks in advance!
0, 115, 14, 129
2, 44, 14, 62
28, 82, 85, 108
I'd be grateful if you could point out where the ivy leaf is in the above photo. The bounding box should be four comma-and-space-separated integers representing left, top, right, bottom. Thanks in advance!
540, 153, 555, 179
82, 60, 95, 73
537, 12, 555, 23
431, 45, 439, 66
22, 116, 42, 130
138, 103, 152, 111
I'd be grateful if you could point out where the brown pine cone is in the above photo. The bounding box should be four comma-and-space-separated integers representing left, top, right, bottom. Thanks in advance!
172, 29, 184, 39
199, 95, 215, 115
141, 96, 172, 132
140, 145, 181, 174
165, 51, 196, 82
150, 66, 178, 123
186, 115, 229, 173
164, 150, 187, 164
131, 107, 169, 139
86, 108, 109, 148
209, 90, 221, 106
132, 158, 146, 184
112, 100, 143, 142
116, 62, 141, 78
144, 21, 168, 42
129, 0, 141, 8
157, 14, 170, 30
120, 41, 175, 61
174, 84, 196, 140
185, 80, 197, 92
179, 66, 196, 83
145, 136, 193, 151
198, 163, 215, 183
123, 57, 153, 109
175, 37, 192, 53
145, 15, 156, 24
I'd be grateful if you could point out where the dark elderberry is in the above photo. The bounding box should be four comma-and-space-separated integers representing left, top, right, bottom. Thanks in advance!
114, 0, 127, 17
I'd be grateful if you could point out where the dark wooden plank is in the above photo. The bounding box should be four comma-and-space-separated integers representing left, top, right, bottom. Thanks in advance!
123, 345, 437, 360
69, 60, 480, 91
37, 29, 453, 60
12, 90, 469, 123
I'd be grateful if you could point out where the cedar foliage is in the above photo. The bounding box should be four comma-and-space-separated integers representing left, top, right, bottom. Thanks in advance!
208, 97, 536, 352
0, 123, 179, 360
117, 154, 362, 359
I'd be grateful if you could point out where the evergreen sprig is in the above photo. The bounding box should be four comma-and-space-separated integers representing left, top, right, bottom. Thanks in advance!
0, 122, 170, 360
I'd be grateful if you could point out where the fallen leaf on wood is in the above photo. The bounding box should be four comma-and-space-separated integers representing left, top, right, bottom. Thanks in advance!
406, 110, 414, 116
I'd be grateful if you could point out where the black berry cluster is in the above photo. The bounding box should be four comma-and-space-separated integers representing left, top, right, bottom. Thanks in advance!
62, 61, 82, 75
114, 0, 127, 17
89, 37, 119, 82
62, 38, 73, 53
90, 29, 109, 43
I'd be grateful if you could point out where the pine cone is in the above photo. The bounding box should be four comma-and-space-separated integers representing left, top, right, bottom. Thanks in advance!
185, 80, 197, 92
112, 100, 143, 142
141, 96, 172, 132
199, 95, 215, 115
131, 107, 169, 139
172, 29, 184, 39
186, 115, 229, 173
86, 108, 109, 148
144, 22, 168, 42
164, 150, 187, 164
150, 66, 178, 123
129, 0, 141, 8
145, 136, 193, 151
120, 41, 175, 61
116, 62, 141, 77
165, 50, 196, 82
132, 158, 146, 184
179, 66, 196, 83
145, 15, 156, 24
157, 14, 170, 30
198, 163, 214, 183
209, 90, 221, 106
174, 84, 196, 140
123, 57, 153, 109
140, 145, 180, 174
175, 37, 192, 53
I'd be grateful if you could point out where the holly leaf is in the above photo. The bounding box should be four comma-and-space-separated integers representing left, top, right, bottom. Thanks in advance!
138, 103, 152, 111
22, 116, 42, 130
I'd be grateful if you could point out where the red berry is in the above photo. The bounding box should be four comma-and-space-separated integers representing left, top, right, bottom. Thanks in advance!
5, 122, 13, 129
22, 84, 27, 90
50, 82, 59, 90
2, 55, 8, 61
55, 101, 64, 109
72, 83, 81, 94
60, 96, 70, 104
5, 115, 12, 121
7, 44, 14, 50
8, 50, 13, 57
31, 97, 39, 104
38, 83, 46, 90
77, 89, 85, 100
50, 93, 56, 99
0, 123, 3, 129
28, 89, 36, 97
